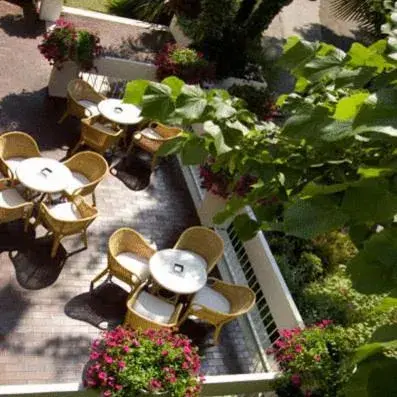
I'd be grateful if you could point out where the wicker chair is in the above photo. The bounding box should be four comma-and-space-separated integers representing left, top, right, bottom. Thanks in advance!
90, 228, 155, 291
35, 195, 98, 258
71, 116, 123, 156
62, 151, 108, 206
183, 278, 256, 344
124, 280, 184, 331
58, 79, 106, 124
173, 226, 224, 273
0, 179, 34, 231
131, 122, 182, 170
0, 131, 41, 180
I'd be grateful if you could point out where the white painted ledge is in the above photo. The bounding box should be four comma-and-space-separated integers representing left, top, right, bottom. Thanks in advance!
62, 6, 169, 31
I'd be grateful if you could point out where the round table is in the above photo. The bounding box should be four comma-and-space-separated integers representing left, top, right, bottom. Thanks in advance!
149, 249, 208, 295
16, 157, 73, 194
98, 99, 143, 125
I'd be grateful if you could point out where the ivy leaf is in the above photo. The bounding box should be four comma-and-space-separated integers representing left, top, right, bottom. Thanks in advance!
175, 85, 207, 121
283, 196, 348, 239
334, 93, 370, 121
348, 228, 397, 294
213, 101, 237, 119
161, 76, 184, 100
156, 136, 185, 157
203, 121, 231, 155
123, 80, 149, 106
180, 137, 208, 165
141, 82, 174, 122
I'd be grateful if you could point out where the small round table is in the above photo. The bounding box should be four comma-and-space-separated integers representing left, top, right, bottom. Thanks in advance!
98, 99, 143, 125
16, 157, 73, 194
149, 249, 208, 295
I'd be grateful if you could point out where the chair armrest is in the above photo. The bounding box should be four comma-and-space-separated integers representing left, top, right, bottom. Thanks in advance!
0, 157, 10, 179
126, 280, 148, 307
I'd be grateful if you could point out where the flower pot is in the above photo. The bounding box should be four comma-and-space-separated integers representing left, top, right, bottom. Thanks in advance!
47, 61, 79, 98
169, 15, 193, 47
38, 0, 63, 22
197, 190, 229, 229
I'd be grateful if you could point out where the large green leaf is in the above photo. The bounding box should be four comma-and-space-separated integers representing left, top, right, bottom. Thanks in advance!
203, 121, 231, 155
123, 80, 149, 105
348, 228, 397, 294
301, 49, 346, 81
344, 355, 397, 397
180, 137, 208, 165
233, 213, 260, 241
161, 76, 184, 100
334, 92, 370, 120
334, 67, 377, 89
283, 196, 349, 239
278, 36, 317, 73
347, 42, 389, 72
175, 85, 207, 121
141, 82, 175, 122
341, 179, 397, 222
354, 88, 397, 136
156, 136, 185, 157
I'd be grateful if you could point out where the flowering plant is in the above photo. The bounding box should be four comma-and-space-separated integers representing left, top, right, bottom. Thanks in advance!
268, 321, 358, 397
38, 19, 102, 71
155, 43, 215, 85
84, 326, 203, 397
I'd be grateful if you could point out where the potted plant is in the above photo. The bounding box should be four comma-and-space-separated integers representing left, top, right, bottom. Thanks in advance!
38, 19, 102, 97
268, 321, 360, 397
155, 43, 215, 85
84, 326, 203, 397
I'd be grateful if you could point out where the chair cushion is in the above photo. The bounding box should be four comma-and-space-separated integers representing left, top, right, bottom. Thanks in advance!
47, 202, 81, 221
140, 128, 162, 140
133, 291, 175, 324
116, 252, 150, 281
0, 188, 26, 208
193, 286, 231, 314
65, 171, 90, 195
78, 100, 100, 117
92, 121, 119, 135
5, 157, 26, 174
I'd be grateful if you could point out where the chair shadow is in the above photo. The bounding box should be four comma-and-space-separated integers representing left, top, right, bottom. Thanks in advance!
112, 150, 152, 191
9, 235, 67, 290
179, 319, 215, 350
0, 9, 46, 39
64, 282, 128, 330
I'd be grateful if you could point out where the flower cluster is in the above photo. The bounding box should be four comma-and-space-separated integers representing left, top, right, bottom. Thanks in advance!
84, 327, 203, 397
155, 43, 215, 85
268, 321, 357, 397
200, 161, 258, 199
38, 19, 102, 71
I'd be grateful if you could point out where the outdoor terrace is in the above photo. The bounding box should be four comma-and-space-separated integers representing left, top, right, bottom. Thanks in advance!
0, 1, 261, 386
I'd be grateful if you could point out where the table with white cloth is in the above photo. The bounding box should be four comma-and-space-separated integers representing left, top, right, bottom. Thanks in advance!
149, 249, 208, 295
16, 157, 73, 195
98, 99, 143, 126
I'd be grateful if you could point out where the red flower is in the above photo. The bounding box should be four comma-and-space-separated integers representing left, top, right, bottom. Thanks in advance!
291, 374, 301, 387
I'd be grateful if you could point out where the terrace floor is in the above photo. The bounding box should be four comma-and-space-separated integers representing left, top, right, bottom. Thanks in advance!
0, 1, 255, 385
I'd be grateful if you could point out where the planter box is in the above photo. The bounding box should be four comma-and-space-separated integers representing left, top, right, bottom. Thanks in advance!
169, 15, 193, 47
47, 61, 79, 98
38, 0, 63, 21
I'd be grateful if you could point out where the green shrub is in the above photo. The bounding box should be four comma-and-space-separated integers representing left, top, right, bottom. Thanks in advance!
300, 271, 384, 326
313, 231, 358, 273
107, 0, 172, 24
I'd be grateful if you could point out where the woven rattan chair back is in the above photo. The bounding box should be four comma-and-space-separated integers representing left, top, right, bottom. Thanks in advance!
72, 116, 123, 155
124, 281, 183, 331
173, 226, 224, 273
0, 131, 41, 160
63, 151, 108, 201
108, 228, 156, 284
185, 277, 256, 344
58, 79, 106, 124
0, 179, 33, 231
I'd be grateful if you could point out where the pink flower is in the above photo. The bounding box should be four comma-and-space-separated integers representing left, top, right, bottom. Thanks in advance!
291, 374, 301, 387
118, 361, 126, 369
123, 345, 130, 353
161, 350, 169, 356
104, 355, 113, 364
89, 351, 100, 360
103, 391, 112, 397
183, 346, 192, 354
182, 361, 190, 369
98, 372, 107, 380
115, 384, 123, 391
295, 345, 303, 353
149, 379, 162, 390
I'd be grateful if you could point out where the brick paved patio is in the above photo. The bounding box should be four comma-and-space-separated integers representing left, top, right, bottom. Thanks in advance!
0, 1, 256, 385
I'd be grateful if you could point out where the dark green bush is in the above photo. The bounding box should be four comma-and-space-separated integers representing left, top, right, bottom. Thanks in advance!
107, 0, 172, 24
